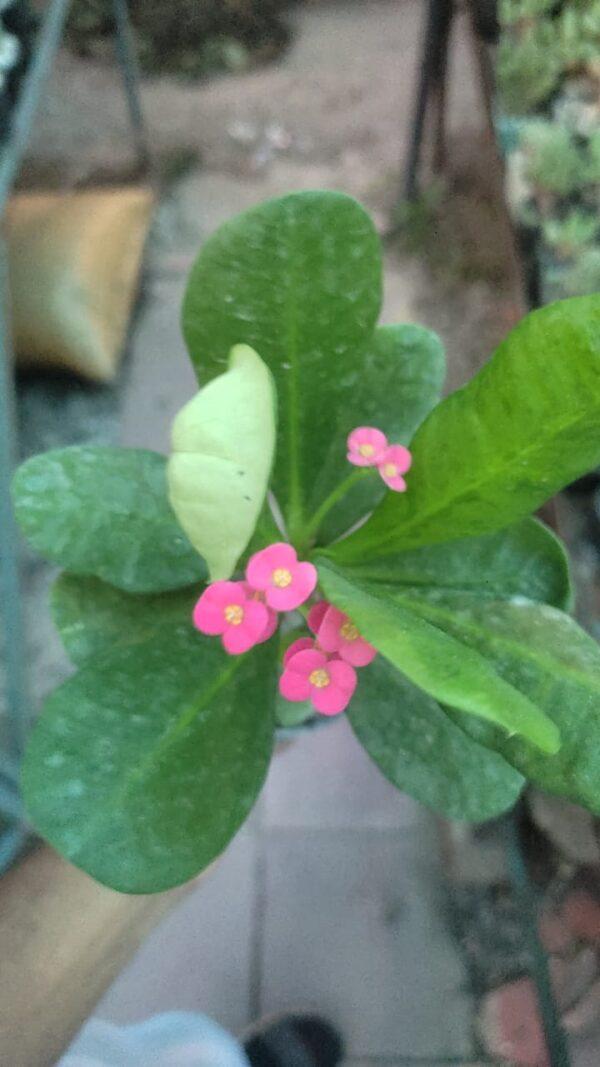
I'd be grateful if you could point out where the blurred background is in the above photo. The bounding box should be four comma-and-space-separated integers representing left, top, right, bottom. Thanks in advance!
1, 2, 600, 1065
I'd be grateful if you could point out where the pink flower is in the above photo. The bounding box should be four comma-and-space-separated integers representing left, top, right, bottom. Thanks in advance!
246, 542, 317, 612
378, 444, 412, 491
193, 580, 269, 655
317, 605, 377, 667
279, 648, 357, 716
307, 599, 330, 634
257, 605, 279, 644
347, 426, 388, 467
283, 636, 315, 665
241, 583, 278, 644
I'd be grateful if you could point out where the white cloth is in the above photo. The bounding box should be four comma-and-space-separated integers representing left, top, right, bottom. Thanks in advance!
59, 1011, 250, 1067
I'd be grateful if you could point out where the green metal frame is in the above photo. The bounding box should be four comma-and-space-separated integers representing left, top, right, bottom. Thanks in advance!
0, 0, 148, 872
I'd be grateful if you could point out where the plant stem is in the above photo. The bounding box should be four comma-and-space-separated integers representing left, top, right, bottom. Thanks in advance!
299, 467, 375, 548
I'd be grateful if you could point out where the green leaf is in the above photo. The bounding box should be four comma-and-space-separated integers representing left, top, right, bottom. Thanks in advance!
399, 593, 600, 815
311, 324, 445, 544
167, 344, 277, 581
51, 573, 197, 666
182, 190, 382, 539
22, 626, 276, 892
316, 561, 560, 754
328, 519, 571, 610
349, 657, 524, 821
12, 447, 205, 594
330, 295, 600, 563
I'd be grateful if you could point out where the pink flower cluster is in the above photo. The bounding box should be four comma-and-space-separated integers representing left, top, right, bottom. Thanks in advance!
280, 600, 376, 717
192, 544, 377, 718
347, 426, 412, 491
194, 542, 317, 654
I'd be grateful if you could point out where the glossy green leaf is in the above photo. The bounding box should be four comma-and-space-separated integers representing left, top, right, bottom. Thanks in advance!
12, 447, 205, 594
51, 573, 197, 666
310, 324, 445, 544
350, 657, 524, 821
329, 519, 571, 609
316, 561, 560, 754
182, 190, 382, 539
398, 593, 600, 815
167, 344, 276, 581
22, 626, 277, 892
330, 295, 600, 563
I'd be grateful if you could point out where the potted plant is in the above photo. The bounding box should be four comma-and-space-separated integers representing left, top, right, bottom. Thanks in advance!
494, 0, 600, 304
11, 190, 600, 894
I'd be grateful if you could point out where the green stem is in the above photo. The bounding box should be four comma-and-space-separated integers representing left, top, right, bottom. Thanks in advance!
299, 467, 375, 548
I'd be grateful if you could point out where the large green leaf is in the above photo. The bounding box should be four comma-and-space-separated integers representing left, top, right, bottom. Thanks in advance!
22, 626, 276, 892
167, 344, 276, 581
329, 295, 600, 563
316, 561, 560, 754
329, 519, 571, 609
396, 592, 600, 815
182, 190, 382, 540
12, 447, 205, 594
51, 573, 197, 666
51, 573, 314, 727
310, 324, 445, 544
350, 657, 524, 821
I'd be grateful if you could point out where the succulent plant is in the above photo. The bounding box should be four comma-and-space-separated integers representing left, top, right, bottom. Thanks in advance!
498, 0, 556, 25
497, 0, 600, 114
521, 120, 585, 197
542, 209, 599, 257
496, 20, 562, 113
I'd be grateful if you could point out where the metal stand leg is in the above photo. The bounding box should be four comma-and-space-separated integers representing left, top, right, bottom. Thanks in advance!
112, 0, 150, 172
402, 0, 454, 202
503, 810, 571, 1067
0, 246, 26, 768
0, 0, 72, 208
0, 242, 26, 869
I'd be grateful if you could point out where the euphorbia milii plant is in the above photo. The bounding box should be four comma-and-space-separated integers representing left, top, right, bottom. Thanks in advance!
11, 190, 600, 894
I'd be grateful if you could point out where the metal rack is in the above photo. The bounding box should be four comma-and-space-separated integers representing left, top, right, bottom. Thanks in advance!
0, 0, 147, 872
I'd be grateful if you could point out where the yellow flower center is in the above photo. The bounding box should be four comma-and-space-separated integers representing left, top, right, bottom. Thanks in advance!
273, 567, 293, 588
224, 604, 244, 625
383, 462, 397, 477
309, 668, 330, 689
340, 620, 359, 642
358, 443, 375, 457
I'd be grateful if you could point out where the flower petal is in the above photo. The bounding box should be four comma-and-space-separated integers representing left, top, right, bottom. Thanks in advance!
285, 648, 329, 675
379, 470, 407, 492
382, 444, 412, 473
307, 600, 330, 634
328, 658, 358, 696
221, 601, 268, 654
316, 605, 346, 652
311, 679, 355, 716
257, 606, 279, 644
243, 600, 270, 639
246, 542, 297, 590
347, 426, 388, 452
193, 598, 226, 635
279, 668, 312, 702
347, 449, 376, 468
338, 636, 377, 667
283, 636, 315, 666
266, 561, 318, 611
193, 580, 245, 635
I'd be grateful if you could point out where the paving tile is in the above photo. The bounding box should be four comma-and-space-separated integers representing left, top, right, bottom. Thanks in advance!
571, 1029, 600, 1067
260, 827, 473, 1060
118, 272, 197, 455
96, 827, 258, 1035
343, 1062, 486, 1067
266, 717, 424, 830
